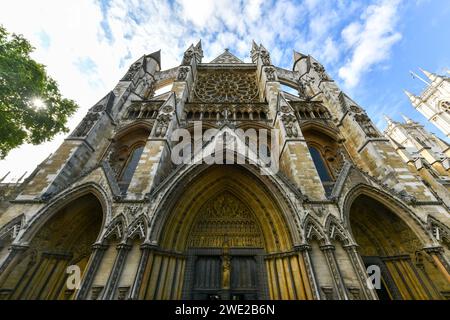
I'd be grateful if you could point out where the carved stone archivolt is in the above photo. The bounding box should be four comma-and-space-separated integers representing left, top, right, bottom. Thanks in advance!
193, 70, 259, 103
188, 192, 264, 248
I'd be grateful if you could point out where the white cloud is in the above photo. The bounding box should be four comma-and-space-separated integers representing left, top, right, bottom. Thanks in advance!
338, 0, 403, 88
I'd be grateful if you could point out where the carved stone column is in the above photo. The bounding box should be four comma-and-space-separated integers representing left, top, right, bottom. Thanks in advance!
320, 244, 349, 300
424, 246, 450, 283
129, 243, 157, 300
343, 244, 378, 300
0, 244, 29, 290
102, 243, 132, 300
294, 244, 321, 300
76, 243, 108, 300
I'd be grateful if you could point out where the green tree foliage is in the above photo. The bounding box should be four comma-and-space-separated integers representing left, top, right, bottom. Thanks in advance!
0, 25, 78, 159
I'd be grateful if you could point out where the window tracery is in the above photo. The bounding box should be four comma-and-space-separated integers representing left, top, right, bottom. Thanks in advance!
193, 70, 259, 103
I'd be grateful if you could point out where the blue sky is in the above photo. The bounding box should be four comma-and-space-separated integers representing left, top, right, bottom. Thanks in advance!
0, 0, 449, 181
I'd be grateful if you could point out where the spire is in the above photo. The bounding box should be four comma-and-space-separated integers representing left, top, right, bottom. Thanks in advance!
404, 90, 422, 107
420, 68, 443, 83
17, 171, 28, 183
194, 40, 203, 60
250, 40, 259, 62
293, 50, 307, 63
195, 40, 202, 51
401, 114, 414, 124
147, 50, 161, 69
251, 40, 258, 52
384, 114, 395, 126
0, 171, 10, 183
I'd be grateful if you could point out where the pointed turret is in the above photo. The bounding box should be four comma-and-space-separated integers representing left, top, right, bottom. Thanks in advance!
384, 114, 396, 127
420, 68, 443, 83
401, 114, 414, 124
404, 90, 422, 107
293, 50, 307, 64
146, 50, 161, 70
250, 40, 259, 63
0, 171, 10, 183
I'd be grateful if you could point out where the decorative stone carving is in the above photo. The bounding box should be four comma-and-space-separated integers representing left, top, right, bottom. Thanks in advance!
281, 114, 299, 138
103, 217, 125, 241
0, 215, 24, 241
182, 50, 194, 65
177, 67, 190, 81
127, 219, 146, 240
221, 253, 231, 289
154, 114, 171, 137
91, 104, 105, 112
123, 205, 142, 220
313, 62, 330, 81
354, 114, 380, 138
122, 62, 141, 81
260, 50, 271, 65
264, 67, 276, 81
162, 105, 174, 113
188, 192, 263, 248
194, 70, 259, 103
72, 112, 99, 137
117, 287, 130, 300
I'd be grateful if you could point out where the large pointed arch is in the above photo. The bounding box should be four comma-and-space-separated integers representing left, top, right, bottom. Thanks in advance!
0, 185, 107, 300
342, 184, 435, 247
150, 164, 301, 252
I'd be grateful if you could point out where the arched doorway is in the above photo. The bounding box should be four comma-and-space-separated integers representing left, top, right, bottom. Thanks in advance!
136, 165, 313, 300
349, 194, 448, 300
0, 193, 104, 300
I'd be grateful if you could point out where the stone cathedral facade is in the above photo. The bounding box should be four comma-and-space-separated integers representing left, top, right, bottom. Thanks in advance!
0, 42, 449, 300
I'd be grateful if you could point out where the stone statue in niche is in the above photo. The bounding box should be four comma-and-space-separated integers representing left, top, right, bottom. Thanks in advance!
222, 255, 231, 289
297, 79, 308, 99
349, 104, 363, 114
154, 114, 171, 137
177, 67, 190, 81
182, 50, 194, 65
143, 77, 155, 99
264, 67, 276, 81
73, 112, 99, 137
260, 50, 271, 65
354, 114, 379, 138
312, 62, 330, 81
122, 62, 141, 81
107, 145, 125, 176
221, 239, 231, 289
281, 114, 299, 138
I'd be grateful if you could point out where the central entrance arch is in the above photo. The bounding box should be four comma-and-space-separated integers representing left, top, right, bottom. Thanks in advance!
138, 165, 314, 300
185, 191, 265, 300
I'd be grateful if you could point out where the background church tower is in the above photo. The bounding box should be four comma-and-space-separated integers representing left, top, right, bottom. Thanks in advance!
405, 69, 450, 139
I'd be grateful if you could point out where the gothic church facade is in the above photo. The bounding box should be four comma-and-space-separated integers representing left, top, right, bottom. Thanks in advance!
0, 42, 449, 300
